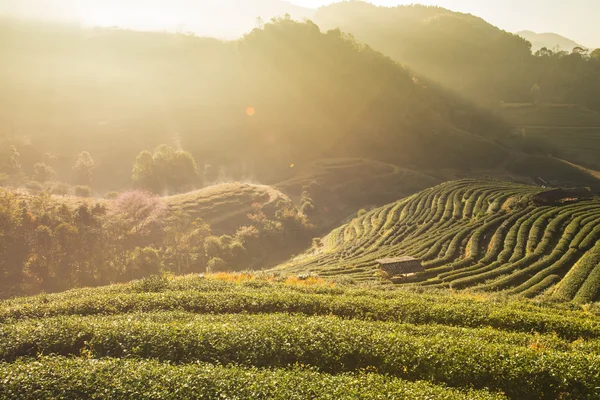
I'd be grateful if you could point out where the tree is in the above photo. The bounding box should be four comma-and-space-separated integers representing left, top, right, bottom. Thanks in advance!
2, 145, 21, 175
132, 150, 158, 192
73, 151, 95, 185
132, 145, 200, 193
206, 257, 227, 273
110, 190, 168, 236
33, 162, 55, 182
125, 247, 162, 280
74, 185, 92, 198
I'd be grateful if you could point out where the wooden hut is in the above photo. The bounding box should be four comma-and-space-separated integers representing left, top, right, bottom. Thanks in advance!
376, 256, 424, 278
532, 188, 592, 206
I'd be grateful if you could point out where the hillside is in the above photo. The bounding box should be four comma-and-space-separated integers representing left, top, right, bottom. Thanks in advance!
276, 158, 439, 228
517, 30, 584, 52
2, 274, 600, 399
0, 17, 513, 192
500, 104, 600, 169
280, 179, 600, 302
167, 183, 291, 233
315, 2, 600, 111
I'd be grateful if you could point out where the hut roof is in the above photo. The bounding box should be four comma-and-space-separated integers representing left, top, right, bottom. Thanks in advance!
376, 256, 424, 276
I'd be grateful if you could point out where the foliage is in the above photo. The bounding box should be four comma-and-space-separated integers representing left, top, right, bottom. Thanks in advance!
32, 162, 55, 183
0, 357, 502, 400
0, 18, 512, 193
2, 276, 600, 398
132, 145, 200, 194
72, 151, 95, 186
73, 185, 92, 198
109, 190, 168, 236
3, 275, 600, 341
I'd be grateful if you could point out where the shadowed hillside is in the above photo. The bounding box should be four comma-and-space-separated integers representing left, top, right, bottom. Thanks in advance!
315, 2, 600, 111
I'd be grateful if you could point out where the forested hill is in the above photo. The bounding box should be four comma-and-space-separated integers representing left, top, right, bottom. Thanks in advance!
0, 17, 510, 191
315, 2, 600, 111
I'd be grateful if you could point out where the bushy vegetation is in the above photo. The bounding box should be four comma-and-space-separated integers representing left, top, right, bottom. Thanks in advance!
2, 275, 600, 399
0, 185, 311, 298
0, 357, 503, 400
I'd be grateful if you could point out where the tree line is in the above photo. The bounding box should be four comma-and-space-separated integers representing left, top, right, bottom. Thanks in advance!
0, 186, 311, 298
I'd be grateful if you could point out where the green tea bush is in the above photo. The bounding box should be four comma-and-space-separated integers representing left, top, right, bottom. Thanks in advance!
1, 313, 598, 398
0, 357, 505, 400
2, 279, 600, 340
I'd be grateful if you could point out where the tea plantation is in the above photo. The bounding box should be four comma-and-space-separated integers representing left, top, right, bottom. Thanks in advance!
282, 179, 600, 302
2, 275, 600, 398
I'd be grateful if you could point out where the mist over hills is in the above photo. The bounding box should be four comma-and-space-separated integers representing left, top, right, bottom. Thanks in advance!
0, 16, 514, 192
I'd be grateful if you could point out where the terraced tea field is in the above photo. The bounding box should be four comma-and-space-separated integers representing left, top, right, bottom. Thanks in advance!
281, 179, 600, 301
2, 275, 600, 399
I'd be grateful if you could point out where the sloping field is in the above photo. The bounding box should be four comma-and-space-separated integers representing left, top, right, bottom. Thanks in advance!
2, 274, 600, 399
166, 183, 291, 233
280, 179, 600, 301
277, 158, 439, 225
501, 104, 600, 169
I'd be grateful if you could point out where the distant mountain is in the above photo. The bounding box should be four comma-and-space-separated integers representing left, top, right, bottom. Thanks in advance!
314, 2, 600, 111
517, 30, 585, 52
314, 3, 532, 105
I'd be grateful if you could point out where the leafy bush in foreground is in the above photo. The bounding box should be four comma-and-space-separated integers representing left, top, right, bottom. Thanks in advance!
2, 279, 599, 340
0, 357, 505, 400
1, 313, 598, 398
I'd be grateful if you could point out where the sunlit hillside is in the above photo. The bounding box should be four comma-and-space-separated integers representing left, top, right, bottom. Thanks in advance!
281, 179, 600, 302
0, 17, 513, 192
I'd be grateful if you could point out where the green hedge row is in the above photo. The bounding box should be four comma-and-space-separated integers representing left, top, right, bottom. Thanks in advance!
0, 357, 505, 400
1, 313, 598, 398
2, 281, 599, 340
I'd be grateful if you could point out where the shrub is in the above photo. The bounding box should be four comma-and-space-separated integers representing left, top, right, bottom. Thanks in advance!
25, 180, 43, 195
104, 191, 120, 200
50, 182, 71, 197
74, 185, 92, 197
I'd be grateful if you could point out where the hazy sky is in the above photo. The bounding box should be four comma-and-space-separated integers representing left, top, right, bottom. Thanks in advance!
292, 0, 599, 47
1, 0, 597, 47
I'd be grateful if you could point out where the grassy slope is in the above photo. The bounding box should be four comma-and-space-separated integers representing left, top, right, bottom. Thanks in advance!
2, 274, 600, 399
501, 104, 600, 170
276, 158, 439, 227
166, 182, 291, 233
277, 179, 600, 301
